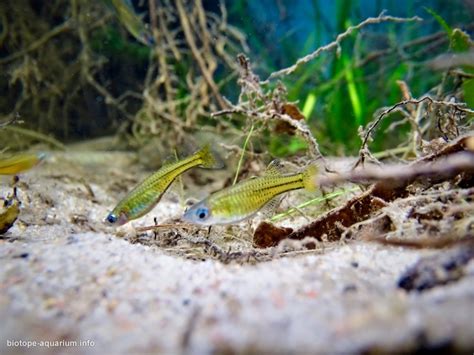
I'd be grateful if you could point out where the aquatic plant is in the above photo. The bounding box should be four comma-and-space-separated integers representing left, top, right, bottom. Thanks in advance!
1, 0, 472, 160
0, 0, 113, 143
130, 0, 247, 152
226, 0, 473, 155
0, 0, 245, 151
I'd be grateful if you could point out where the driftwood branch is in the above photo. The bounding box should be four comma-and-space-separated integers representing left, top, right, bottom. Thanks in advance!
0, 115, 19, 129
0, 19, 73, 65
319, 150, 474, 188
254, 135, 474, 248
355, 97, 474, 167
176, 0, 228, 110
264, 13, 422, 82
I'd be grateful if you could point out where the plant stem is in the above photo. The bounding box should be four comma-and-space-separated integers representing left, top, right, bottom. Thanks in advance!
271, 187, 359, 222
233, 123, 254, 185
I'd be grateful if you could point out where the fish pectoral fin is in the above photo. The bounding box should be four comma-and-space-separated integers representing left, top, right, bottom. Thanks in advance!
258, 196, 282, 219
165, 180, 185, 203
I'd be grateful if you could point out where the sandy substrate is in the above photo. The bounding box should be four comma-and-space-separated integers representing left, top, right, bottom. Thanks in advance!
1, 151, 473, 354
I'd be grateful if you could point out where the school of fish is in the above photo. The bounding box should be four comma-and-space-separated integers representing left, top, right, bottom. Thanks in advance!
0, 2, 321, 229
105, 146, 318, 226
0, 147, 319, 228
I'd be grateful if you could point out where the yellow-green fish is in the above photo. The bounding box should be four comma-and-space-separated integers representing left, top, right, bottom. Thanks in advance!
106, 145, 223, 226
0, 187, 20, 234
103, 0, 154, 46
0, 153, 46, 175
183, 161, 318, 225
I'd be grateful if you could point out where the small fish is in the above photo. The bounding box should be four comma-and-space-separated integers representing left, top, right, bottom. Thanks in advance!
106, 145, 223, 226
0, 153, 46, 175
103, 0, 155, 46
183, 161, 318, 225
0, 187, 20, 234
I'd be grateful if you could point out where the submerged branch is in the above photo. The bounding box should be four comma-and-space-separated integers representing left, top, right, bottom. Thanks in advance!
0, 115, 19, 129
3, 125, 65, 150
319, 150, 474, 188
355, 97, 474, 167
0, 19, 73, 65
175, 0, 228, 110
264, 13, 422, 82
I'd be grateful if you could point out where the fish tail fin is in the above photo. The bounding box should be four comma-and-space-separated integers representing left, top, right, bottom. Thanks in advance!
302, 165, 318, 192
197, 144, 224, 169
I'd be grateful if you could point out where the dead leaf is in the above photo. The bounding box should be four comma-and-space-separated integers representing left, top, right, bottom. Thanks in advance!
253, 221, 293, 248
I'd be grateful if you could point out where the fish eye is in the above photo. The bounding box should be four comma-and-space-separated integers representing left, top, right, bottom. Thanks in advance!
106, 214, 118, 224
196, 207, 209, 220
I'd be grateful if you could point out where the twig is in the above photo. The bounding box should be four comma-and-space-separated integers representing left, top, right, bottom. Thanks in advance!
260, 136, 474, 244
85, 73, 135, 121
449, 69, 474, 79
354, 23, 474, 68
0, 115, 19, 129
395, 80, 424, 158
195, 0, 213, 64
264, 13, 422, 82
319, 151, 474, 188
270, 188, 358, 222
233, 123, 254, 185
0, 19, 73, 65
355, 97, 474, 167
372, 146, 411, 159
142, 89, 186, 127
213, 54, 326, 162
175, 0, 227, 109
135, 223, 197, 233
3, 125, 65, 150
156, 5, 181, 60
211, 108, 245, 118
148, 0, 158, 43
368, 231, 474, 249
274, 112, 323, 160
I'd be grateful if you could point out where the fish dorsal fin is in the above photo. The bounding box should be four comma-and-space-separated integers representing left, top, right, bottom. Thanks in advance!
160, 154, 180, 168
162, 145, 189, 166
264, 160, 284, 176
196, 144, 224, 169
